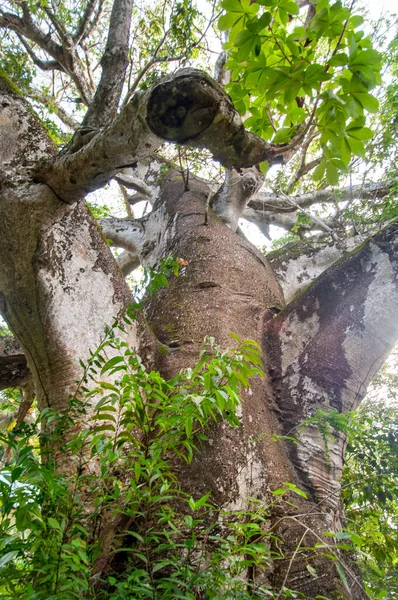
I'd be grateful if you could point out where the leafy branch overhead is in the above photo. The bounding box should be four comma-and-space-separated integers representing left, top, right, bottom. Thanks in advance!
219, 0, 382, 184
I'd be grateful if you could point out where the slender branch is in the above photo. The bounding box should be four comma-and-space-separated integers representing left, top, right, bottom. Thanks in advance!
17, 35, 64, 72
247, 180, 396, 213
0, 10, 65, 64
0, 7, 94, 105
81, 0, 133, 129
42, 4, 70, 43
114, 173, 152, 197
73, 0, 99, 44
30, 87, 79, 130
123, 4, 220, 106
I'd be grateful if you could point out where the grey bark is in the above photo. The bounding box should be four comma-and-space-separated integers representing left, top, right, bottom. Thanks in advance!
81, 0, 133, 129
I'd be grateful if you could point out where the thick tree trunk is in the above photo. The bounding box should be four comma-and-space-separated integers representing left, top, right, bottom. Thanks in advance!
139, 174, 366, 598
0, 180, 134, 412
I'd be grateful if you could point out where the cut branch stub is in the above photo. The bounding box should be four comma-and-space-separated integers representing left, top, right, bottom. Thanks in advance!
147, 73, 219, 143
146, 69, 280, 168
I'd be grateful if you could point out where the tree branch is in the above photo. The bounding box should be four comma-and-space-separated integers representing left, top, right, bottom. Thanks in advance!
74, 0, 105, 44
268, 234, 367, 302
30, 87, 79, 130
17, 35, 64, 72
114, 173, 152, 198
116, 250, 140, 275
99, 217, 146, 257
34, 69, 292, 202
81, 0, 133, 129
0, 7, 94, 106
211, 167, 263, 232
0, 10, 64, 63
247, 180, 396, 213
264, 220, 398, 507
0, 73, 56, 177
266, 219, 398, 418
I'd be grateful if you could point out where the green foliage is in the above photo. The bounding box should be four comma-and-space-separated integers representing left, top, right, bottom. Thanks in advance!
219, 0, 382, 184
342, 399, 398, 599
299, 396, 398, 600
86, 201, 113, 220
0, 330, 270, 598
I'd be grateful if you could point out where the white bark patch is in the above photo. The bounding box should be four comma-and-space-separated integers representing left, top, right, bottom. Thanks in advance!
141, 205, 175, 267
223, 446, 266, 512
273, 238, 364, 302
341, 243, 398, 411
296, 427, 344, 519
37, 206, 132, 371
0, 93, 54, 175
280, 307, 320, 377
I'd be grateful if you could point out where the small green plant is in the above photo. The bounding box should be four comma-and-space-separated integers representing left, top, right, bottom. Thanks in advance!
0, 329, 272, 598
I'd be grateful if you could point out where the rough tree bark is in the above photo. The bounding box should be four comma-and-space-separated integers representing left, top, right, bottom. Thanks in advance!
1, 62, 397, 599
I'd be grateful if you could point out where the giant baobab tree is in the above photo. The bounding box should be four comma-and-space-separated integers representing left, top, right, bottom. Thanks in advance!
0, 0, 397, 597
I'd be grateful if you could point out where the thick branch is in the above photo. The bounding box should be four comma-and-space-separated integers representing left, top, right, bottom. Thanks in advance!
0, 74, 56, 177
81, 0, 133, 128
146, 70, 288, 167
268, 234, 367, 302
114, 173, 152, 198
264, 220, 398, 509
99, 217, 146, 257
34, 69, 293, 202
266, 220, 398, 417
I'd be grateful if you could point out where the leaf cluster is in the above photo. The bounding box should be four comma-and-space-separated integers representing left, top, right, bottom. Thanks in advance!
219, 0, 382, 185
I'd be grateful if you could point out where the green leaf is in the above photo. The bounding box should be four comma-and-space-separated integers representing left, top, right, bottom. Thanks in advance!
313, 160, 326, 181
336, 561, 351, 593
352, 92, 379, 113
347, 126, 373, 141
222, 0, 245, 11
219, 12, 242, 30
328, 53, 348, 67
271, 487, 287, 496
273, 127, 293, 143
259, 161, 270, 175
283, 482, 308, 498
350, 49, 382, 67
100, 355, 125, 375
0, 551, 18, 570
326, 162, 339, 185
48, 517, 62, 531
